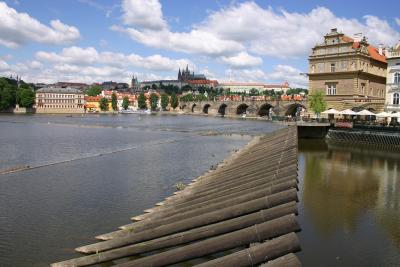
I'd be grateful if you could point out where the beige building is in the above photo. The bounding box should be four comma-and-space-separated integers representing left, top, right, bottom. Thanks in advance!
35, 87, 85, 113
309, 28, 387, 112
385, 44, 400, 113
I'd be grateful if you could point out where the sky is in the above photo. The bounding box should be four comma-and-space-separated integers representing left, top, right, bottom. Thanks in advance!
0, 0, 400, 88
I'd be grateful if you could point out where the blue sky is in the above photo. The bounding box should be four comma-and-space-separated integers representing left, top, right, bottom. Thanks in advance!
1, 0, 400, 87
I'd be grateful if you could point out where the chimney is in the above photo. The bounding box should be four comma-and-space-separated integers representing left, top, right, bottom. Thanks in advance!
378, 44, 383, 55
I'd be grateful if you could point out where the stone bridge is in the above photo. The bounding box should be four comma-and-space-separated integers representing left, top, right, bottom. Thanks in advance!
180, 100, 308, 117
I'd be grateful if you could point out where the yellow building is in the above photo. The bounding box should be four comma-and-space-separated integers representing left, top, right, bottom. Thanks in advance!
84, 96, 112, 112
309, 28, 387, 112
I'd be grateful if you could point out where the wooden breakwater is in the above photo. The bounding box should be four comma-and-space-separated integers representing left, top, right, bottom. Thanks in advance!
52, 126, 301, 267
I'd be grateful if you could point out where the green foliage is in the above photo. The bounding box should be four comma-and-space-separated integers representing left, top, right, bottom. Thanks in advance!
138, 92, 147, 110
0, 78, 17, 110
160, 84, 180, 95
170, 92, 179, 109
86, 85, 102, 96
181, 84, 192, 92
161, 94, 169, 111
111, 93, 118, 111
286, 88, 309, 95
176, 182, 186, 191
309, 91, 327, 117
249, 88, 259, 96
179, 93, 195, 102
122, 96, 129, 110
150, 93, 159, 111
151, 83, 158, 90
18, 88, 35, 108
99, 97, 109, 111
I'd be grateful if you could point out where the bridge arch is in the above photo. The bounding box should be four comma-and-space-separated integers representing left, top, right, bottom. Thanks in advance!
236, 103, 249, 115
203, 104, 211, 114
285, 103, 306, 117
191, 103, 197, 113
218, 103, 227, 116
258, 103, 274, 117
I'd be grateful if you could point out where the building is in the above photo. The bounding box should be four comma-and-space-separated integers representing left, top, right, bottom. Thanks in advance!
140, 66, 210, 90
48, 82, 89, 91
218, 82, 290, 94
178, 65, 207, 82
35, 87, 84, 113
308, 28, 387, 112
385, 43, 400, 113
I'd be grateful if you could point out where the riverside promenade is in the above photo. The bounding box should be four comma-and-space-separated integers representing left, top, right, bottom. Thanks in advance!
52, 126, 301, 267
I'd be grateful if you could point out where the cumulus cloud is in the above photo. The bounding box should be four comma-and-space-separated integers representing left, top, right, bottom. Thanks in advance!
396, 18, 400, 26
113, 1, 400, 59
0, 2, 80, 48
121, 0, 167, 30
219, 52, 262, 68
36, 46, 193, 71
202, 3, 400, 58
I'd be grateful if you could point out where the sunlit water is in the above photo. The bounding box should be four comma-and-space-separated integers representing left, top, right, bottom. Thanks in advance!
0, 114, 399, 266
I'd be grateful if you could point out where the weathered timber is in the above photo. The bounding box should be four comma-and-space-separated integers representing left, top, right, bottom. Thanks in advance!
113, 215, 300, 267
132, 175, 297, 221
194, 233, 301, 267
259, 253, 302, 267
51, 203, 297, 267
122, 178, 297, 229
81, 188, 298, 250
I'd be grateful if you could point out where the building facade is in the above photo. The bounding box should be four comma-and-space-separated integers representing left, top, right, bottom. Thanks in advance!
35, 87, 84, 113
219, 82, 290, 94
308, 28, 387, 112
385, 44, 400, 113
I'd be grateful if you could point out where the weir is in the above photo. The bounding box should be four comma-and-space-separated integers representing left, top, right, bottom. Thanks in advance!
52, 126, 301, 267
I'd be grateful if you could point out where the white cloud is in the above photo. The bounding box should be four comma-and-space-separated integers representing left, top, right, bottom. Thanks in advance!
219, 52, 262, 68
201, 3, 400, 58
0, 2, 80, 48
395, 18, 400, 27
224, 64, 308, 88
36, 46, 193, 71
121, 0, 167, 31
114, 1, 400, 59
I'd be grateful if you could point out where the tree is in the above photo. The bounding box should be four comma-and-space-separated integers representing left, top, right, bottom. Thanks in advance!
111, 92, 118, 111
309, 91, 327, 118
161, 94, 169, 111
86, 85, 102, 96
122, 96, 129, 110
0, 78, 17, 110
170, 92, 179, 109
99, 97, 109, 111
138, 92, 147, 109
18, 88, 35, 108
151, 83, 158, 90
249, 88, 259, 96
150, 93, 159, 111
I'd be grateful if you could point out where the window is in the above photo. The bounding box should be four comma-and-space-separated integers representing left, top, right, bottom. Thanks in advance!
394, 72, 400, 84
361, 83, 365, 95
394, 93, 400, 105
330, 63, 336, 72
326, 84, 337, 95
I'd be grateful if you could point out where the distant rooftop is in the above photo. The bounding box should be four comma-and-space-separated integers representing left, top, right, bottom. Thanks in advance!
36, 87, 83, 94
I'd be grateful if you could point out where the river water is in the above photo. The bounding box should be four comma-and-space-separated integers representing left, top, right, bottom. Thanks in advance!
0, 114, 399, 266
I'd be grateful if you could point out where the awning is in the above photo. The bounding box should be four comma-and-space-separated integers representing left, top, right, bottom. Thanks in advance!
339, 109, 357, 115
321, 108, 340, 114
357, 109, 375, 116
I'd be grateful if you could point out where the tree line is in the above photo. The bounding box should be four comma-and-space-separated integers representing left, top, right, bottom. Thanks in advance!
0, 77, 35, 111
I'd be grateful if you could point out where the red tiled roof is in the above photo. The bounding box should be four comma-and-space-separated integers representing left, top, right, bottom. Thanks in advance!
85, 96, 101, 101
341, 35, 387, 63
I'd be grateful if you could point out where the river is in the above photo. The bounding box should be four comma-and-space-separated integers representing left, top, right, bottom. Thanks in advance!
0, 114, 399, 266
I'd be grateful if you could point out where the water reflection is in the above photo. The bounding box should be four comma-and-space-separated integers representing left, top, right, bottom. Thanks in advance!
299, 139, 400, 266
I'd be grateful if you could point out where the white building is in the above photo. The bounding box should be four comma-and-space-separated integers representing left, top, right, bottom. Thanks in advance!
218, 82, 290, 94
35, 87, 84, 113
385, 44, 400, 113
